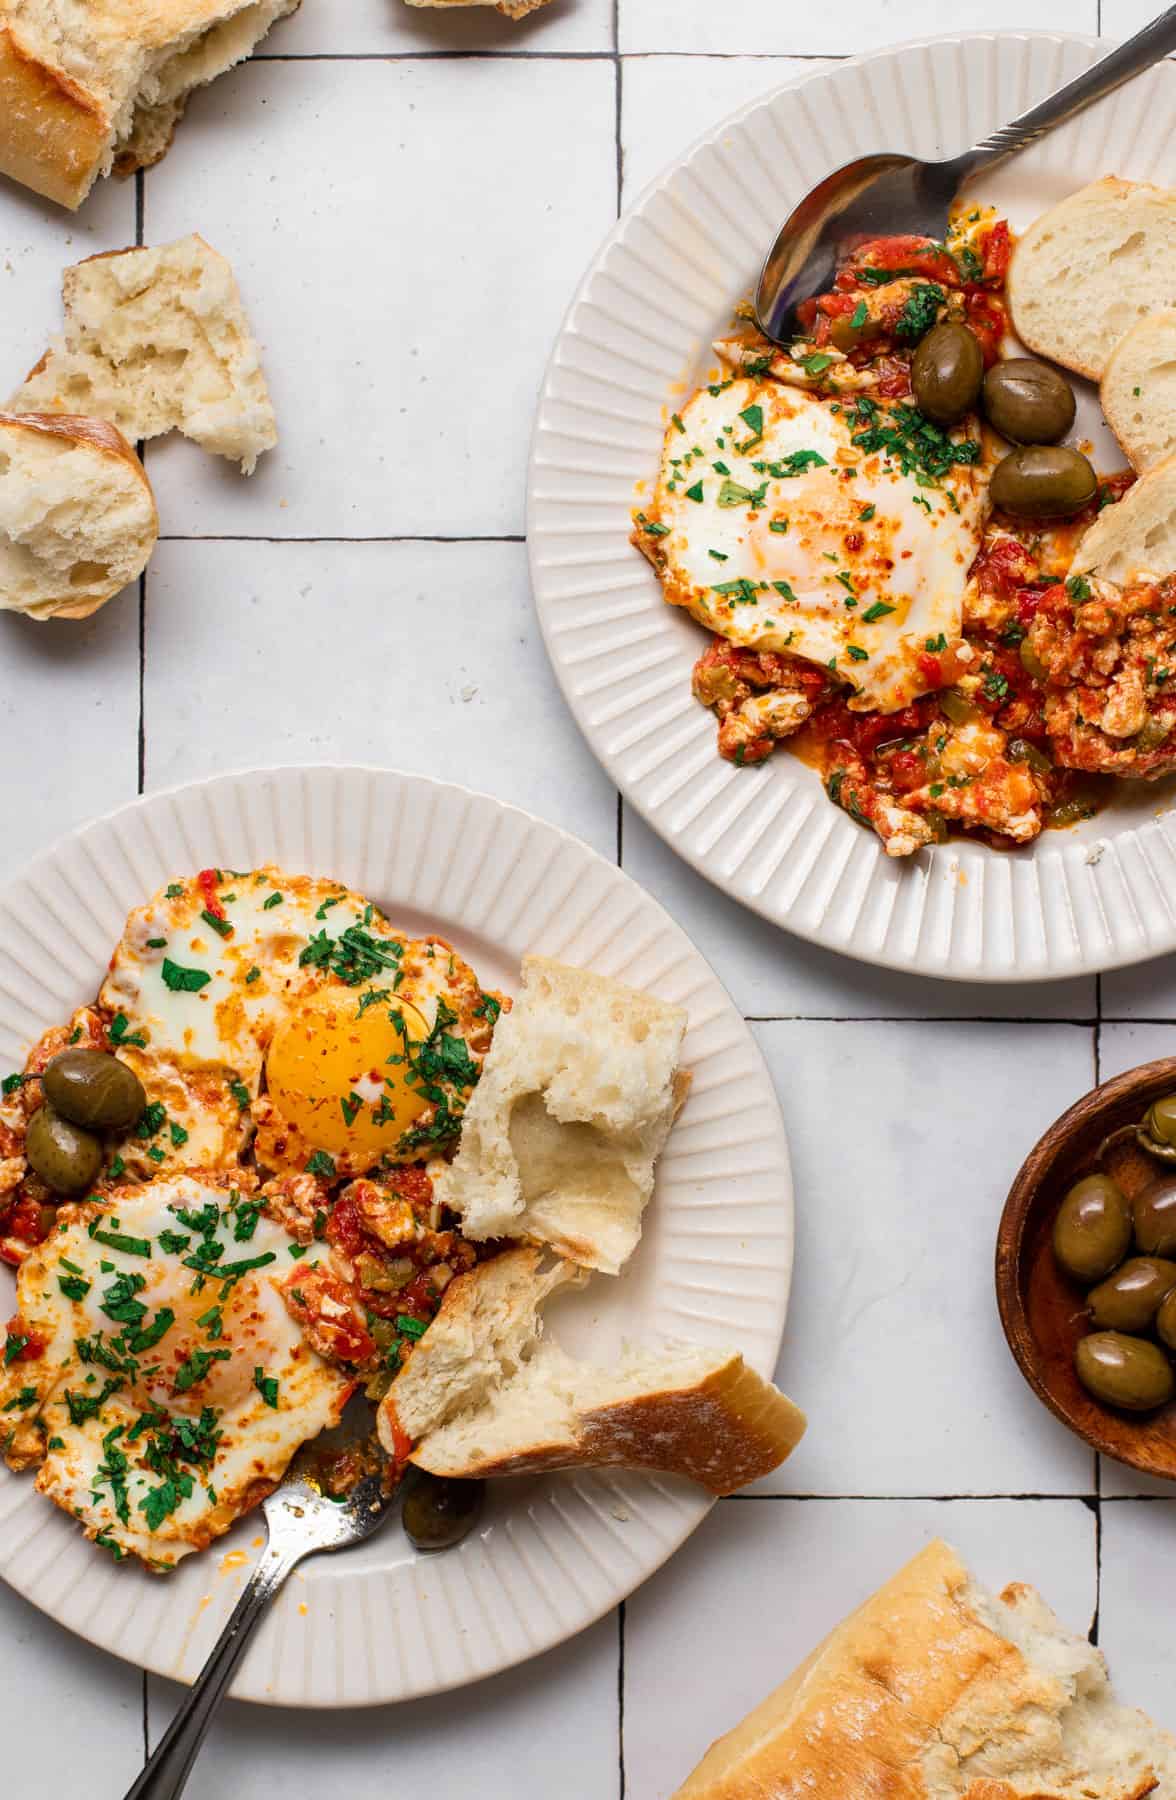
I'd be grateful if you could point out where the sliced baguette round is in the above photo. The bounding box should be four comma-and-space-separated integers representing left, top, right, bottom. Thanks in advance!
1008, 177, 1176, 381
1101, 308, 1176, 472
379, 1246, 806, 1497
0, 411, 157, 621
674, 1539, 1176, 1798
1070, 452, 1176, 586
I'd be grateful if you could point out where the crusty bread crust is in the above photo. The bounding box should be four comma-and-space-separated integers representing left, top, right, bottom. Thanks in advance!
0, 25, 109, 208
405, 0, 553, 14
413, 1347, 807, 1495
673, 1541, 1176, 1800
0, 410, 157, 619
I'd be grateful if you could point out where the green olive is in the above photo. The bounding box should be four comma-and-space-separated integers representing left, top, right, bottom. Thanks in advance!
402, 1474, 485, 1552
42, 1049, 146, 1133
1138, 1093, 1176, 1163
982, 358, 1076, 445
1133, 1177, 1176, 1259
25, 1105, 103, 1194
1087, 1256, 1176, 1332
989, 446, 1098, 519
911, 323, 984, 425
828, 310, 881, 353
1157, 1291, 1176, 1353
1075, 1331, 1175, 1412
939, 690, 981, 727
1019, 637, 1047, 681
1051, 1173, 1133, 1285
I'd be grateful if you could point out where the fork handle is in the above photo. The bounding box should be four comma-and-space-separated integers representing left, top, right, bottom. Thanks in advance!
122, 1540, 305, 1800
954, 6, 1176, 176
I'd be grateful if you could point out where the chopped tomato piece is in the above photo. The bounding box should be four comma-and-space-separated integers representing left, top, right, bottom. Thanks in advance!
836, 235, 961, 289
980, 219, 1011, 283
196, 869, 226, 922
3, 1315, 45, 1360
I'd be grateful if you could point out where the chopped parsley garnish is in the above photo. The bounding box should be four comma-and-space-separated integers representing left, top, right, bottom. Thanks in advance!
861, 601, 896, 623
712, 578, 763, 605
200, 909, 233, 939
846, 645, 869, 662
859, 504, 876, 521
925, 633, 947, 652
982, 669, 1010, 702
160, 959, 211, 994
128, 1308, 175, 1354
146, 938, 167, 949
306, 1150, 336, 1179
849, 397, 980, 485
315, 896, 343, 921
4, 1333, 28, 1362
253, 1368, 279, 1410
92, 1229, 152, 1259
169, 1121, 189, 1148
685, 481, 704, 503
716, 477, 768, 510
737, 403, 764, 439
798, 351, 836, 376
245, 966, 261, 984
850, 300, 869, 329
108, 1154, 126, 1178
157, 1229, 192, 1255
58, 1275, 91, 1302
772, 580, 797, 601
395, 1315, 427, 1340
263, 892, 284, 910
165, 883, 185, 899
1065, 574, 1092, 601
232, 1201, 261, 1242
3, 1386, 36, 1412
230, 1080, 250, 1111
174, 1346, 231, 1393
299, 925, 403, 987
108, 1013, 147, 1049
473, 993, 501, 1026
340, 1093, 363, 1127
1, 1073, 24, 1096
894, 283, 945, 342
136, 1101, 167, 1141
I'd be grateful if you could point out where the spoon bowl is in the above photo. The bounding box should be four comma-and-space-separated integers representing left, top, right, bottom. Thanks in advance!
996, 1055, 1176, 1483
755, 6, 1176, 344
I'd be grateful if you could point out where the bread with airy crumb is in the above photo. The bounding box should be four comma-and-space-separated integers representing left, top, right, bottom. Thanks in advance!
12, 236, 276, 474
0, 0, 300, 209
378, 1246, 806, 1495
405, 0, 553, 16
1071, 453, 1176, 587
0, 410, 157, 621
435, 956, 689, 1277
674, 1539, 1176, 1799
1008, 177, 1176, 381
1101, 309, 1176, 473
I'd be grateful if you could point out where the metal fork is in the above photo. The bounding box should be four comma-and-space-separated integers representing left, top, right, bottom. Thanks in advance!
123, 1467, 393, 1800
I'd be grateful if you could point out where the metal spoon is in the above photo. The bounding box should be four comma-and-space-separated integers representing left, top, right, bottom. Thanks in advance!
756, 6, 1176, 344
123, 1463, 394, 1800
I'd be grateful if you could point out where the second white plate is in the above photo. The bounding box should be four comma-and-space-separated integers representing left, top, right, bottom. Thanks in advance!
528, 32, 1176, 982
0, 765, 793, 1706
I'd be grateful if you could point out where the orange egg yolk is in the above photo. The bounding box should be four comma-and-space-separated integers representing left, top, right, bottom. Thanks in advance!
264, 991, 430, 1156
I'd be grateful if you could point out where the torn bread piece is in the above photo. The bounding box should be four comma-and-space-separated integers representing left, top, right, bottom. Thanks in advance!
1101, 308, 1176, 474
0, 0, 300, 209
379, 1248, 806, 1495
435, 956, 689, 1277
1008, 176, 1176, 381
673, 1538, 1176, 1799
404, 0, 553, 16
11, 236, 276, 474
0, 411, 157, 621
1071, 451, 1176, 588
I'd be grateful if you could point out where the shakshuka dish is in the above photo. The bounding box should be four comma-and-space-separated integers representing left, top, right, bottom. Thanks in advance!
634, 201, 1165, 857
0, 868, 503, 1568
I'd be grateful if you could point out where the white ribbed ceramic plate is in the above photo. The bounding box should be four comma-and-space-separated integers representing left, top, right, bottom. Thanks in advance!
529, 33, 1176, 982
0, 767, 793, 1707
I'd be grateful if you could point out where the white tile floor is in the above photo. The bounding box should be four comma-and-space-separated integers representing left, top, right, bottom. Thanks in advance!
2, 5, 1176, 1796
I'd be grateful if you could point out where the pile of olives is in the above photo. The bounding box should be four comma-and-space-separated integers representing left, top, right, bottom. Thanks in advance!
1053, 1093, 1176, 1413
910, 321, 1095, 519
24, 1048, 146, 1194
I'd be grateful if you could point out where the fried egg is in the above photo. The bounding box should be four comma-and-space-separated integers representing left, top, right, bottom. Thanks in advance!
100, 868, 497, 1176
0, 1177, 350, 1567
651, 378, 988, 712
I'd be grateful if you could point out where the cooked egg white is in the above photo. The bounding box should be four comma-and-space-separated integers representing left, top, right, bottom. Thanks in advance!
0, 1177, 351, 1568
653, 378, 987, 712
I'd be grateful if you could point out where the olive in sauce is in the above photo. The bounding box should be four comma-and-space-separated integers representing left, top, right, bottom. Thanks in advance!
24, 1106, 103, 1194
989, 446, 1097, 519
982, 358, 1076, 445
42, 1048, 146, 1134
910, 322, 984, 425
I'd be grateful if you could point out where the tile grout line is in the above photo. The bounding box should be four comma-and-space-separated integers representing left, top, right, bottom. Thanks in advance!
617, 1599, 627, 1800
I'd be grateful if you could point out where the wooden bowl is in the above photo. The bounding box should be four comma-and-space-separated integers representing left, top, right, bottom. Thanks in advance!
997, 1055, 1176, 1481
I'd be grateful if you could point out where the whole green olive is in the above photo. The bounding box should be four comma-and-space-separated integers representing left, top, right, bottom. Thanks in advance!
911, 322, 984, 425
25, 1105, 103, 1194
1133, 1176, 1176, 1259
42, 1049, 146, 1133
1051, 1173, 1133, 1284
1075, 1331, 1175, 1412
982, 358, 1076, 445
1087, 1256, 1176, 1332
828, 310, 881, 354
989, 446, 1098, 519
1157, 1290, 1176, 1353
402, 1474, 485, 1552
1138, 1093, 1176, 1163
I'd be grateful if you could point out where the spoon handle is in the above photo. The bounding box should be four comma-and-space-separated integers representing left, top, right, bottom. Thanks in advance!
122, 1538, 305, 1800
957, 6, 1176, 176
